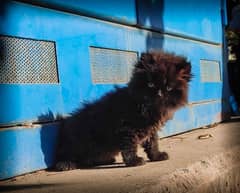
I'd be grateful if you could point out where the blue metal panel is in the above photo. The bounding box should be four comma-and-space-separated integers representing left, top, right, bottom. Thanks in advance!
0, 1, 135, 119
160, 100, 222, 137
0, 84, 64, 125
0, 0, 229, 124
0, 123, 59, 180
16, 0, 137, 25
1, 0, 229, 123
137, 0, 223, 43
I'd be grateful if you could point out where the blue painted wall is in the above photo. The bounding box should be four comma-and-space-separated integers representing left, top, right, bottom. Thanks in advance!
0, 123, 59, 180
16, 0, 137, 25
0, 0, 229, 125
0, 0, 230, 179
138, 0, 223, 43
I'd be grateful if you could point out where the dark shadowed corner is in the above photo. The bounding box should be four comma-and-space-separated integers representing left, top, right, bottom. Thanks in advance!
221, 1, 232, 122
225, 0, 240, 118
0, 0, 9, 30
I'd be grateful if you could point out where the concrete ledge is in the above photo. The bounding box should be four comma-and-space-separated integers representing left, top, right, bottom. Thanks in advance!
1, 119, 240, 193
138, 147, 240, 193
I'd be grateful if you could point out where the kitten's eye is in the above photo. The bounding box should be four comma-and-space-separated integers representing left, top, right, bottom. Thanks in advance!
167, 86, 173, 91
148, 82, 155, 88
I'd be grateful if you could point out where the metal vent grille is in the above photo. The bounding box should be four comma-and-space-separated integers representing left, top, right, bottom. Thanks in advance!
90, 47, 137, 84
0, 36, 59, 84
200, 60, 221, 82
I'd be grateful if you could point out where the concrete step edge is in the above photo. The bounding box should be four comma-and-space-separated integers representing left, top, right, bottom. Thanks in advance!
135, 146, 240, 193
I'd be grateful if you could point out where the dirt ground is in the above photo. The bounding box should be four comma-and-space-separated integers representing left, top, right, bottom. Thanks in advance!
1, 118, 240, 193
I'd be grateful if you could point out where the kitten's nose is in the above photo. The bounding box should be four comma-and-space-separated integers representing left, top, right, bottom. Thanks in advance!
158, 89, 163, 97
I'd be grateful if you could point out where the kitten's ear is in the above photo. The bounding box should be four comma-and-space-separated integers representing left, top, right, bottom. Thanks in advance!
140, 53, 154, 66
135, 53, 153, 71
140, 53, 153, 61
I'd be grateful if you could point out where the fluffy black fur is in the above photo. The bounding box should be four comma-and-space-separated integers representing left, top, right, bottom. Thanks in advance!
55, 51, 192, 170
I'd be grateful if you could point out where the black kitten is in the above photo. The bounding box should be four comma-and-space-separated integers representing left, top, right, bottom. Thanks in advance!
55, 51, 192, 170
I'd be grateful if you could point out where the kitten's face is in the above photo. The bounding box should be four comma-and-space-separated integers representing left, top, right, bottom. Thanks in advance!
129, 52, 192, 106
146, 71, 176, 98
147, 60, 191, 107
145, 70, 181, 97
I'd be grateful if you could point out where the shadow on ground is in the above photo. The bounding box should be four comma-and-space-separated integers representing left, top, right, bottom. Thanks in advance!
0, 184, 57, 193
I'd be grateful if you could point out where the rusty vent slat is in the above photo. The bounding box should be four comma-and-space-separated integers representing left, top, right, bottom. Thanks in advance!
90, 47, 137, 84
0, 36, 58, 84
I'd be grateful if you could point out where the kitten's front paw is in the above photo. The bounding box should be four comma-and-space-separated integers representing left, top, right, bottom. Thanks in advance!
150, 151, 169, 162
55, 161, 78, 171
125, 156, 146, 167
